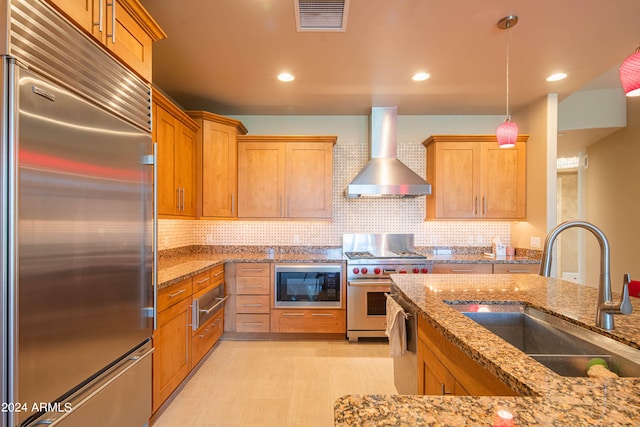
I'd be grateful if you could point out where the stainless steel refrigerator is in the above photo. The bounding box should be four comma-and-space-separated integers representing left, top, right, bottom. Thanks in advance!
2, 0, 155, 426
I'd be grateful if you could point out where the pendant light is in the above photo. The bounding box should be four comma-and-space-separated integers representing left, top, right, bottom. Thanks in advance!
496, 15, 519, 148
619, 47, 640, 97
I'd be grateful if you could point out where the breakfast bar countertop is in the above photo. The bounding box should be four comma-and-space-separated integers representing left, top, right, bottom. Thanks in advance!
335, 274, 640, 426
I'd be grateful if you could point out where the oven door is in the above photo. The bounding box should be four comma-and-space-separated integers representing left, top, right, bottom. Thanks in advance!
347, 279, 391, 332
192, 283, 229, 331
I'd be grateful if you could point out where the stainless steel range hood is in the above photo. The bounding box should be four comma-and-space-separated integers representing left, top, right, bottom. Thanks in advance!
345, 106, 432, 198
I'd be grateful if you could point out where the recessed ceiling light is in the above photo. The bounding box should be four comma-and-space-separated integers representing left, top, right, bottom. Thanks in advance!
277, 72, 295, 82
546, 73, 567, 82
412, 72, 430, 82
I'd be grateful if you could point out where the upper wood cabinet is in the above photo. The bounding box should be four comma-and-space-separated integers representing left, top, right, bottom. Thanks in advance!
152, 89, 199, 218
422, 134, 528, 220
46, 0, 166, 82
186, 111, 248, 219
236, 135, 336, 219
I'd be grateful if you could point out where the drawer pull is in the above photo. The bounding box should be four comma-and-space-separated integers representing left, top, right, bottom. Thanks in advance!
199, 296, 229, 315
311, 313, 334, 317
451, 269, 474, 273
212, 271, 223, 277
168, 288, 187, 298
242, 303, 264, 307
242, 322, 264, 326
242, 285, 264, 288
196, 277, 210, 284
198, 327, 211, 339
506, 269, 532, 273
283, 313, 305, 317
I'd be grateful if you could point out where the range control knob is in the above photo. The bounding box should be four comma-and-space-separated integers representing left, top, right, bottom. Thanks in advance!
361, 267, 368, 274
353, 268, 360, 274
399, 269, 407, 274
421, 268, 429, 274
374, 267, 381, 275
412, 268, 420, 274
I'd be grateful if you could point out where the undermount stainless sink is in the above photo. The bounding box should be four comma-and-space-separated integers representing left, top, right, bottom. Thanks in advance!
446, 302, 640, 377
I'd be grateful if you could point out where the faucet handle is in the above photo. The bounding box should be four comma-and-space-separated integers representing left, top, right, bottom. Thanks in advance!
620, 273, 633, 315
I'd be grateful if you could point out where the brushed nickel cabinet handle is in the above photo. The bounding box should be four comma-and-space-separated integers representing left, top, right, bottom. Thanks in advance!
169, 288, 187, 298
196, 277, 210, 284
283, 313, 305, 317
311, 313, 334, 317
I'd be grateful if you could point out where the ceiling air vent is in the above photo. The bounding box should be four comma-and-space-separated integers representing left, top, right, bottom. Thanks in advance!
295, 0, 349, 32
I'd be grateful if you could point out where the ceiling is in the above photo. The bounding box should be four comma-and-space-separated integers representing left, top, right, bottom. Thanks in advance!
141, 0, 640, 117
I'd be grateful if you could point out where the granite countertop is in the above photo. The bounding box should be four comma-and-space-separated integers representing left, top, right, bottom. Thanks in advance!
157, 247, 540, 289
335, 274, 640, 426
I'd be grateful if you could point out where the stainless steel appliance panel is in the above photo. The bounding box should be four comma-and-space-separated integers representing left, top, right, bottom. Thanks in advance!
346, 281, 391, 342
193, 284, 228, 331
392, 292, 418, 394
16, 64, 152, 421
274, 264, 342, 308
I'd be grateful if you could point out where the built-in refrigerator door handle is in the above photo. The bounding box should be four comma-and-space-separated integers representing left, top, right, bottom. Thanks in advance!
142, 144, 158, 329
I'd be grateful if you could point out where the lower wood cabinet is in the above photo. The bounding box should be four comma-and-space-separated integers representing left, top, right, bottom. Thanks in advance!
493, 263, 540, 274
153, 264, 225, 414
233, 263, 271, 333
153, 278, 192, 413
271, 309, 346, 333
417, 315, 516, 396
191, 309, 224, 367
432, 263, 493, 274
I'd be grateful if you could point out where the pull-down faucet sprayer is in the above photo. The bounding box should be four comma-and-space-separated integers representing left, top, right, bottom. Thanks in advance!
539, 221, 632, 330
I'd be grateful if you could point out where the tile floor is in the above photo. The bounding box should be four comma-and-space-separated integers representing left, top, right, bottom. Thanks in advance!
152, 339, 397, 427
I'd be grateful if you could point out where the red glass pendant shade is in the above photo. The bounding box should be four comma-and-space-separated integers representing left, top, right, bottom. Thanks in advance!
620, 49, 640, 97
496, 118, 518, 148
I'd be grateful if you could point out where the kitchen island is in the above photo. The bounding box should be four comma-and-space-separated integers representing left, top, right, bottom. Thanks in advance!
335, 274, 640, 426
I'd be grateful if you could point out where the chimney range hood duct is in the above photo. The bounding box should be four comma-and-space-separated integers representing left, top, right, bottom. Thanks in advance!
345, 107, 432, 198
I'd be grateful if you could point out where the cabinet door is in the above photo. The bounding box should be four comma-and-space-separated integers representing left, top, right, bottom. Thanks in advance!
481, 141, 526, 219
153, 297, 191, 412
154, 103, 178, 216
47, 0, 94, 31
202, 120, 237, 217
434, 142, 481, 218
175, 123, 196, 216
237, 142, 285, 218
285, 143, 333, 218
103, 0, 154, 81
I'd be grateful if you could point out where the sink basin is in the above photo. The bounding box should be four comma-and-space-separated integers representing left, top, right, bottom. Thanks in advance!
446, 302, 640, 377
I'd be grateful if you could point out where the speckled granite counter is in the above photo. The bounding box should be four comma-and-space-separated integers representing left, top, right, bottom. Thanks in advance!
335, 274, 640, 426
158, 246, 540, 290
157, 247, 346, 289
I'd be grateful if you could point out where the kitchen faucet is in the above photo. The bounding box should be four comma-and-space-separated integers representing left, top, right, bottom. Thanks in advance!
539, 220, 633, 330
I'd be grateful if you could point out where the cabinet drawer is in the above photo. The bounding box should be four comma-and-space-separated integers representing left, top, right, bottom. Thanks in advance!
236, 276, 270, 295
236, 263, 270, 277
236, 314, 270, 333
236, 295, 270, 314
271, 309, 345, 334
192, 270, 211, 294
493, 263, 540, 274
192, 309, 224, 367
432, 263, 492, 274
157, 277, 192, 312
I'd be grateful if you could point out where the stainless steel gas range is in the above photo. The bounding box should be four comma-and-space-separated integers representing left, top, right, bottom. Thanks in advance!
343, 233, 431, 342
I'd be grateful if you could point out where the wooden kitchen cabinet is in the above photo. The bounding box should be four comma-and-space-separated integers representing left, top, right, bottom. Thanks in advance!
191, 309, 224, 367
153, 277, 192, 413
422, 135, 528, 220
234, 263, 271, 333
152, 89, 199, 218
46, 0, 166, 82
493, 263, 540, 274
270, 309, 346, 334
236, 135, 336, 219
432, 263, 493, 274
187, 111, 248, 219
417, 315, 516, 396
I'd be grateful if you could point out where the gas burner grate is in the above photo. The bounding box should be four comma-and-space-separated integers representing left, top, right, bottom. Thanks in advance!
344, 251, 375, 259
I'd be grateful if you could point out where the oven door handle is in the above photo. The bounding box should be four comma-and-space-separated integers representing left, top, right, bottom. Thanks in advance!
199, 295, 229, 315
348, 280, 394, 287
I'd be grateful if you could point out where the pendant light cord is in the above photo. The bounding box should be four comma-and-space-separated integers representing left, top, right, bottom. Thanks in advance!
505, 22, 511, 119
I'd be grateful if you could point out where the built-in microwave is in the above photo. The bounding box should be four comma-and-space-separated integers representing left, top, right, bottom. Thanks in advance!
274, 264, 342, 308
